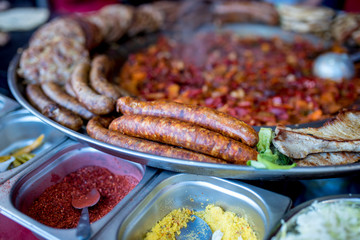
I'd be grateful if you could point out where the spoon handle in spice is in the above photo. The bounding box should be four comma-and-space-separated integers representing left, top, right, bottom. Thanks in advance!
76, 208, 91, 240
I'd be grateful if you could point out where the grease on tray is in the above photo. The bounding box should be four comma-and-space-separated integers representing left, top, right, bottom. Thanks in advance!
144, 204, 257, 240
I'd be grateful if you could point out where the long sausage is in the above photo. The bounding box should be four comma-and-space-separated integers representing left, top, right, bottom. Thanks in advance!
109, 115, 258, 164
41, 82, 95, 120
26, 84, 83, 131
64, 81, 77, 98
116, 96, 259, 147
86, 116, 226, 164
90, 55, 123, 100
71, 62, 114, 115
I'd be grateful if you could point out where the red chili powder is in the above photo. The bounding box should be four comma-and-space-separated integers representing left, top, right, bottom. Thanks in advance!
27, 166, 139, 229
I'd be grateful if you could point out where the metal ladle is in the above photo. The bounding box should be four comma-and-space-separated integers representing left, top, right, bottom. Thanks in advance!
176, 215, 212, 240
313, 52, 360, 82
72, 188, 100, 240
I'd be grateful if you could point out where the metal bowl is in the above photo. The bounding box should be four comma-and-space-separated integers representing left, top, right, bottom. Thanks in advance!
0, 109, 66, 184
0, 141, 157, 240
91, 172, 291, 240
8, 24, 360, 180
269, 194, 360, 240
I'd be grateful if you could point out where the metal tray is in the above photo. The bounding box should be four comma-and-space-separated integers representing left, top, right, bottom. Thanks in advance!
269, 194, 360, 239
8, 24, 360, 180
0, 93, 20, 118
93, 171, 291, 240
0, 108, 66, 184
0, 140, 158, 240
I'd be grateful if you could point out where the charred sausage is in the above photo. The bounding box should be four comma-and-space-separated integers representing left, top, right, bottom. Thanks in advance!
90, 55, 123, 100
41, 82, 95, 120
71, 62, 114, 115
116, 96, 259, 147
86, 116, 226, 164
26, 84, 83, 131
109, 115, 258, 164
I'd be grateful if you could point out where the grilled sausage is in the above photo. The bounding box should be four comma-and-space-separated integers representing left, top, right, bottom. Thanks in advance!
41, 82, 95, 120
71, 62, 114, 115
64, 80, 77, 98
116, 96, 259, 147
109, 115, 258, 164
90, 55, 123, 100
26, 84, 83, 131
86, 116, 226, 164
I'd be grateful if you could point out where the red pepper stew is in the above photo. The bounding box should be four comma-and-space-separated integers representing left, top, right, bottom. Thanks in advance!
27, 166, 139, 229
120, 31, 360, 126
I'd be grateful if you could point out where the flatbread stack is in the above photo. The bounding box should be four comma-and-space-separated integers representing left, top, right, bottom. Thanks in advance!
277, 4, 335, 39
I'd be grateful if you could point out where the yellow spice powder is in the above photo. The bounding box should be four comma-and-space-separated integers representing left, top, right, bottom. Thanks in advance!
144, 204, 257, 240
144, 208, 194, 240
195, 205, 258, 240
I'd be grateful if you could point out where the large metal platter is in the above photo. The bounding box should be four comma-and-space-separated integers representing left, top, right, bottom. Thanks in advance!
8, 24, 360, 180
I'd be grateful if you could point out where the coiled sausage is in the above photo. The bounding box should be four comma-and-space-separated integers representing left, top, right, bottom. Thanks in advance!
90, 55, 123, 100
71, 62, 114, 115
41, 82, 95, 120
26, 84, 83, 131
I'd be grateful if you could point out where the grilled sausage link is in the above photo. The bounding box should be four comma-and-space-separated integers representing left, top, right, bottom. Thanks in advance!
116, 96, 259, 147
26, 84, 83, 131
64, 81, 77, 98
90, 55, 123, 100
71, 62, 114, 115
41, 82, 95, 120
109, 115, 258, 164
86, 116, 226, 164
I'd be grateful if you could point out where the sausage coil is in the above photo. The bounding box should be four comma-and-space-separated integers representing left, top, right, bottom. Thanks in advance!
26, 84, 83, 131
71, 62, 114, 115
41, 82, 95, 120
90, 55, 123, 100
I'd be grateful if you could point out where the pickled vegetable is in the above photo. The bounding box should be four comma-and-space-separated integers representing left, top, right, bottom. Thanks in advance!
0, 134, 44, 169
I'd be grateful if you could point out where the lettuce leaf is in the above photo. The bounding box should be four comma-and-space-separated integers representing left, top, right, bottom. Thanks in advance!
247, 128, 296, 170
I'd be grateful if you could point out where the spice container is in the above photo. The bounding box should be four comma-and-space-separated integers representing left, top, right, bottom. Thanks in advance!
0, 140, 157, 240
0, 108, 66, 184
0, 93, 19, 118
93, 172, 291, 240
270, 194, 360, 240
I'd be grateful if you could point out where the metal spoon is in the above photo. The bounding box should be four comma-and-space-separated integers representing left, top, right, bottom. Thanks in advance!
313, 52, 360, 82
176, 215, 212, 240
72, 188, 100, 240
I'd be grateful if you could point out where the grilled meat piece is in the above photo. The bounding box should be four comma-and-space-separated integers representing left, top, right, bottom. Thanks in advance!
296, 152, 360, 166
272, 110, 360, 159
